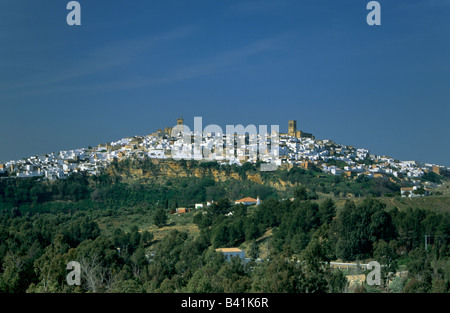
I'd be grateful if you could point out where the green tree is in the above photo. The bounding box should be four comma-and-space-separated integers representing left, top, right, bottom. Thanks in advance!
130, 246, 147, 279
212, 224, 230, 248
184, 248, 226, 293
327, 270, 348, 293
300, 237, 332, 293
216, 257, 252, 293
405, 247, 432, 292
251, 255, 303, 293
108, 279, 145, 293
318, 198, 336, 225
248, 240, 259, 260
29, 235, 69, 293
294, 186, 308, 201
207, 198, 231, 218
373, 239, 398, 290
335, 198, 395, 261
153, 208, 168, 228
0, 253, 23, 293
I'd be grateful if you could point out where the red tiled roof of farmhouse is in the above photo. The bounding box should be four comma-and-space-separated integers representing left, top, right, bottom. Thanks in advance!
215, 248, 243, 253
235, 197, 258, 203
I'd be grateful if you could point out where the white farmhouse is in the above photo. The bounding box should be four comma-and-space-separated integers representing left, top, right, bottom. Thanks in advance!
215, 248, 245, 262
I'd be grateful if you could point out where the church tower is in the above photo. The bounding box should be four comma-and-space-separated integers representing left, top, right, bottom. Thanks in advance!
288, 120, 297, 136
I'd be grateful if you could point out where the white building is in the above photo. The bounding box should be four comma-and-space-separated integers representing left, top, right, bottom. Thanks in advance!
401, 186, 431, 198
215, 248, 245, 262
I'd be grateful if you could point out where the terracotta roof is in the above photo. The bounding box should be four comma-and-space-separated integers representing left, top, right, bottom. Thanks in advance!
215, 248, 243, 253
235, 197, 258, 203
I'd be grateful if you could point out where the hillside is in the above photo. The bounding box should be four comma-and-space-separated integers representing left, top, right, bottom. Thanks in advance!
332, 196, 450, 214
1, 157, 448, 213
104, 158, 421, 200
0, 158, 449, 294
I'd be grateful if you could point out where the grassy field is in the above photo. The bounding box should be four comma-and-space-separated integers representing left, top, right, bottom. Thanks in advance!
435, 180, 450, 196
143, 211, 200, 242
95, 209, 201, 245
332, 195, 450, 214
381, 195, 450, 213
96, 212, 154, 234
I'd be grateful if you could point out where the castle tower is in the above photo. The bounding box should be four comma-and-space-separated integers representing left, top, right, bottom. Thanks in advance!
288, 120, 297, 136
164, 127, 173, 135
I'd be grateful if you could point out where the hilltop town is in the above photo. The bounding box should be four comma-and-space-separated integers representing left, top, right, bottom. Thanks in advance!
1, 118, 448, 196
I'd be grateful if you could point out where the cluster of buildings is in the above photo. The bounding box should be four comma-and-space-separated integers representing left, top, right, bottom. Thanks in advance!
175, 197, 262, 215
0, 148, 110, 180
0, 118, 447, 194
279, 135, 444, 180
277, 120, 447, 181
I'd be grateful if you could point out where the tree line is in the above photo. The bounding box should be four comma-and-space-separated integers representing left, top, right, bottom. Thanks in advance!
0, 159, 448, 293
0, 192, 448, 293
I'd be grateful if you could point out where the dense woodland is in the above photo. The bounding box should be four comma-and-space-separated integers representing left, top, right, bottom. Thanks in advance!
0, 160, 449, 293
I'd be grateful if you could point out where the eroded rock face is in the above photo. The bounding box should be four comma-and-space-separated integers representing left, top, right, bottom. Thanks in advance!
105, 159, 297, 192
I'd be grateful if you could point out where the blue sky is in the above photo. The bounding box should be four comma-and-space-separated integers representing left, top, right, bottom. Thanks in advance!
0, 0, 449, 166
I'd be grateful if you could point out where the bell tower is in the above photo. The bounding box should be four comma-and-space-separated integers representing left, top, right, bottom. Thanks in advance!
288, 120, 297, 136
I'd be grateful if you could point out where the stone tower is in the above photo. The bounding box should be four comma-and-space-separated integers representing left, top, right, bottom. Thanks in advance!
288, 120, 297, 136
